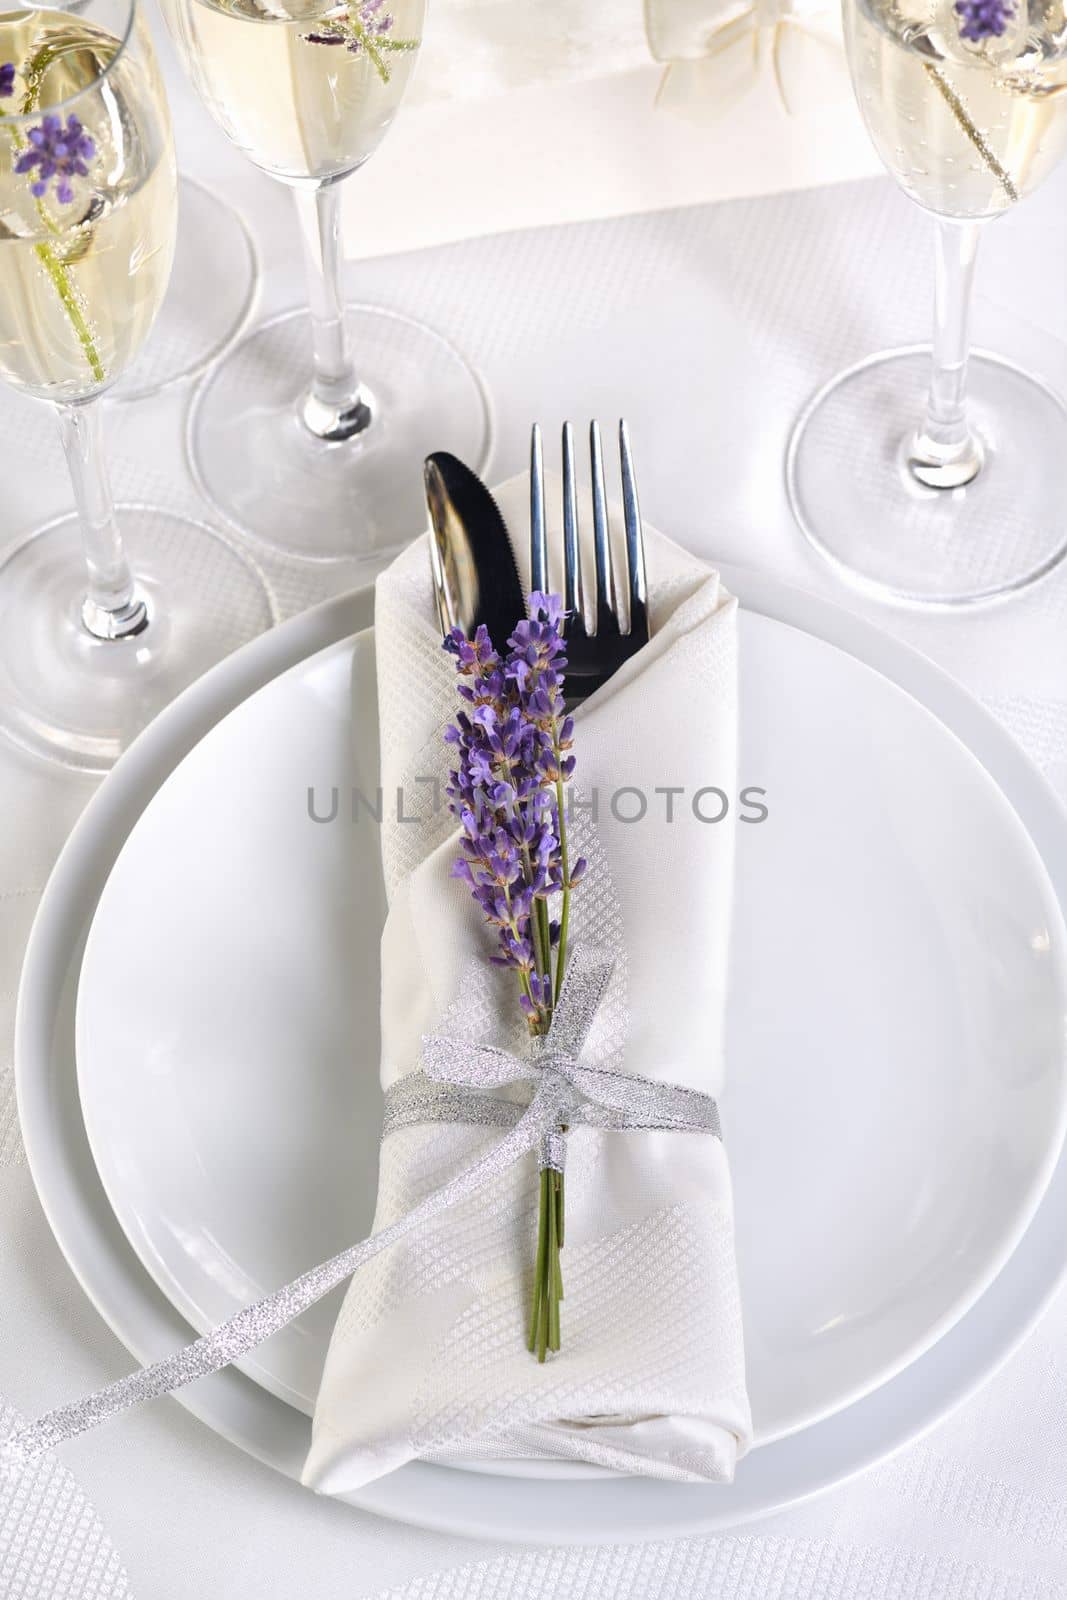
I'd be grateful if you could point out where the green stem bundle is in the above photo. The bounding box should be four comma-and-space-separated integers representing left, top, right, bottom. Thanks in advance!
527, 766, 573, 1362
528, 1167, 565, 1360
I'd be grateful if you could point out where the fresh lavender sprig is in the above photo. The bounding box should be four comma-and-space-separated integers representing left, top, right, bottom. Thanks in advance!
444, 599, 585, 1029
955, 0, 1014, 41
444, 594, 585, 1357
15, 112, 95, 204
304, 0, 418, 84
0, 59, 105, 384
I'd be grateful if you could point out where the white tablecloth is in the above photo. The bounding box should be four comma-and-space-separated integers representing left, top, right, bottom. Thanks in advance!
3, 16, 1067, 1598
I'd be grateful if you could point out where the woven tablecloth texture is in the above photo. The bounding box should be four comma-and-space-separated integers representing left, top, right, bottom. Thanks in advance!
2, 15, 1067, 1598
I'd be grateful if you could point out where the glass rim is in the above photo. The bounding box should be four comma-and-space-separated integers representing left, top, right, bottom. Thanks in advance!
0, 0, 140, 126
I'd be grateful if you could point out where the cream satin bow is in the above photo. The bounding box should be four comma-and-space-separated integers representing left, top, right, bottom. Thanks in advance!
644, 0, 851, 120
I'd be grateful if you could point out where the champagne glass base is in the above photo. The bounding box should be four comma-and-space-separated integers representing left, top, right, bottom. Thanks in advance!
0, 508, 276, 774
111, 180, 259, 404
188, 305, 493, 565
786, 347, 1067, 607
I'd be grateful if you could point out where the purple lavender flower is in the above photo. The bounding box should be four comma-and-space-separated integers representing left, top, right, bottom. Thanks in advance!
955, 0, 1013, 41
0, 62, 15, 98
443, 593, 586, 1032
15, 113, 95, 204
353, 0, 395, 40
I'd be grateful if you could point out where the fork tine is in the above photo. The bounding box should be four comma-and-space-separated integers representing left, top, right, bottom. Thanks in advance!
561, 421, 583, 625
530, 424, 548, 596
619, 420, 648, 643
589, 421, 618, 637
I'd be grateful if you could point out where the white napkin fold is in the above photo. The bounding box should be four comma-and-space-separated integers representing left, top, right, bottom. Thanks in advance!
304, 475, 752, 1490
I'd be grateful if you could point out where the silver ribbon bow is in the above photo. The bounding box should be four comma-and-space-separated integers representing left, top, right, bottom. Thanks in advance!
386, 946, 722, 1172
2, 946, 719, 1479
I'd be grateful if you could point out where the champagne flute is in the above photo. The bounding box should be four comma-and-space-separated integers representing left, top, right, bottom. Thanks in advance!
786, 0, 1067, 605
0, 0, 273, 772
159, 0, 490, 563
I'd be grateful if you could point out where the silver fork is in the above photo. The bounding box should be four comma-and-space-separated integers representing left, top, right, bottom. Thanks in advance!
530, 419, 649, 701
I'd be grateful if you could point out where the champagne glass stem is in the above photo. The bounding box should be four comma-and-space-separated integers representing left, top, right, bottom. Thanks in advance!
55, 400, 148, 640
294, 182, 372, 443
908, 218, 984, 491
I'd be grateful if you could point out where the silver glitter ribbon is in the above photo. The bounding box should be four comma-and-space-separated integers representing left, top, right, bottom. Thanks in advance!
390, 948, 721, 1174
1, 946, 720, 1479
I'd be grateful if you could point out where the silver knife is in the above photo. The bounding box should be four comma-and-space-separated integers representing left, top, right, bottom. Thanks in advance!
423, 453, 527, 651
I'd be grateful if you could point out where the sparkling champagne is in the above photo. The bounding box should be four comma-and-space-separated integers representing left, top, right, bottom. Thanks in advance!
158, 0, 423, 186
0, 8, 176, 400
847, 0, 1067, 217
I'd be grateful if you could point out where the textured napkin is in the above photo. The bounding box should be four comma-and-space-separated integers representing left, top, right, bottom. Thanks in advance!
304, 475, 752, 1490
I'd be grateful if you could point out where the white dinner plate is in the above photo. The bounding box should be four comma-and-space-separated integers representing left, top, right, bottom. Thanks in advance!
17, 571, 1067, 1542
73, 587, 1067, 1455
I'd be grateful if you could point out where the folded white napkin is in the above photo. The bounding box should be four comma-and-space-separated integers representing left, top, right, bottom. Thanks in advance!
304, 475, 752, 1490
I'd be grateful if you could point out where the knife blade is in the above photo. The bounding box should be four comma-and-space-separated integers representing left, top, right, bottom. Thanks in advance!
423, 452, 527, 652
